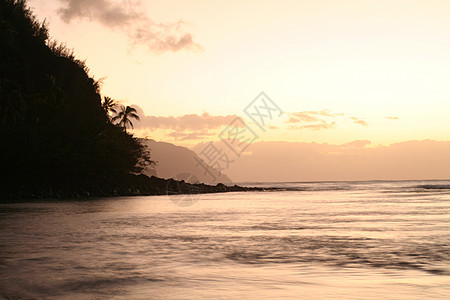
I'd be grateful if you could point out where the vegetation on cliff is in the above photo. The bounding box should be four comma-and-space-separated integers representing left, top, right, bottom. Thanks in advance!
0, 0, 266, 201
0, 0, 152, 198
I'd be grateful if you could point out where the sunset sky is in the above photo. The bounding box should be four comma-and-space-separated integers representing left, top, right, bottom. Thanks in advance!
27, 0, 450, 181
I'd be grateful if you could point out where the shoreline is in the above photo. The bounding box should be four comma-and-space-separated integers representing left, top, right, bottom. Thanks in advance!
0, 174, 268, 202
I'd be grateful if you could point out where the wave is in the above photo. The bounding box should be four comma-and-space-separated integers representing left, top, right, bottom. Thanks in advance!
414, 184, 450, 190
222, 235, 450, 276
238, 180, 450, 193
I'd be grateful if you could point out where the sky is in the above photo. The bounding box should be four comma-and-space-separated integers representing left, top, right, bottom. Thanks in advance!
26, 0, 450, 180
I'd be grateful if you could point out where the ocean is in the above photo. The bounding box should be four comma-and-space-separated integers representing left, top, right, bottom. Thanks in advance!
0, 180, 449, 299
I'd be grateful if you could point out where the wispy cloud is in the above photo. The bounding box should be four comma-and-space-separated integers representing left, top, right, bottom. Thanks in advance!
289, 112, 321, 123
166, 130, 214, 141
131, 105, 239, 141
132, 105, 239, 131
286, 110, 368, 130
350, 117, 368, 127
341, 140, 371, 148
299, 122, 337, 131
57, 0, 202, 52
385, 116, 400, 120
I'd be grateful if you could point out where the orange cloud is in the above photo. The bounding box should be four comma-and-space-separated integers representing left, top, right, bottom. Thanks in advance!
305, 109, 336, 117
131, 105, 243, 141
286, 110, 367, 130
166, 130, 215, 141
288, 117, 301, 123
354, 120, 368, 126
289, 112, 322, 123
132, 105, 240, 131
350, 117, 368, 127
300, 122, 336, 131
341, 140, 371, 148
385, 116, 400, 120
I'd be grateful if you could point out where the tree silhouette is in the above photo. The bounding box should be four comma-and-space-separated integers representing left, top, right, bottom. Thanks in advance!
102, 96, 117, 115
112, 105, 140, 130
0, 0, 153, 197
0, 79, 25, 125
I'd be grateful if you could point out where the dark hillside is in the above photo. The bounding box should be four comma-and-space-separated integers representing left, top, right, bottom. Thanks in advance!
0, 0, 148, 197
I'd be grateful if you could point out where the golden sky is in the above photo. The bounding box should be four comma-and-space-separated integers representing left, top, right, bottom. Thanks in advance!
28, 0, 450, 147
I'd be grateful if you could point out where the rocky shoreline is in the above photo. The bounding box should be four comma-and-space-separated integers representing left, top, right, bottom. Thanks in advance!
0, 174, 269, 202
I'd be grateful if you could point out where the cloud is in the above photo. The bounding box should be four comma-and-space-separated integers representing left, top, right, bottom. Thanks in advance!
289, 112, 321, 123
341, 140, 371, 148
58, 0, 140, 25
57, 0, 202, 52
299, 122, 336, 131
166, 130, 215, 141
353, 119, 368, 126
385, 116, 400, 120
286, 110, 334, 130
132, 105, 240, 131
286, 110, 368, 130
350, 117, 368, 127
306, 109, 336, 117
131, 105, 241, 141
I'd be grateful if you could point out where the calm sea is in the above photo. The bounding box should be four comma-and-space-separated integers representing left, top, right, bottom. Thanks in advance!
1, 180, 449, 299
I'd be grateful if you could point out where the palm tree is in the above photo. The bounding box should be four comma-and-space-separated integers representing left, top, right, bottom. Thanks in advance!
102, 96, 117, 115
111, 105, 140, 130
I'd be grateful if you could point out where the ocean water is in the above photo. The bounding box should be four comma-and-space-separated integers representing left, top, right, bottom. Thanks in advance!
0, 180, 449, 299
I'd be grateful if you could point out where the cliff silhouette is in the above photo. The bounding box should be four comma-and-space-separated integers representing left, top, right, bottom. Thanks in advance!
140, 139, 232, 184
0, 0, 254, 200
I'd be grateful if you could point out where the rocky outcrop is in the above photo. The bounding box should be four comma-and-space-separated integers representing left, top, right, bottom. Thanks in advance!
0, 174, 267, 201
